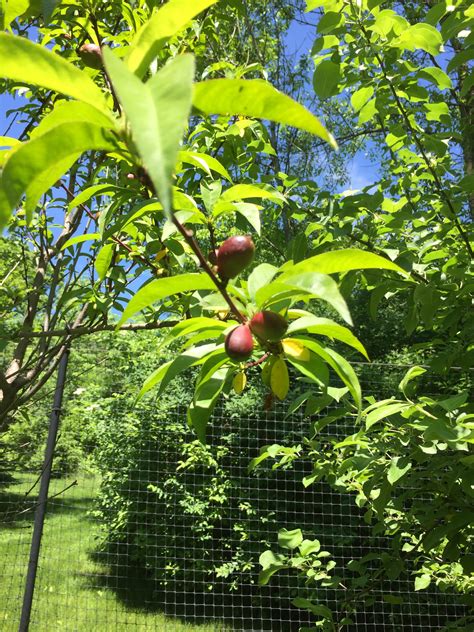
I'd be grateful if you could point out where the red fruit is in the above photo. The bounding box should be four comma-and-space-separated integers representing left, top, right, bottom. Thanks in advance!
217, 235, 255, 279
225, 325, 254, 361
249, 311, 288, 342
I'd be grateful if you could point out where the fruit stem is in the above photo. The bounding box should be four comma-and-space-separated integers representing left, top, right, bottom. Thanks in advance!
171, 216, 247, 324
245, 352, 270, 369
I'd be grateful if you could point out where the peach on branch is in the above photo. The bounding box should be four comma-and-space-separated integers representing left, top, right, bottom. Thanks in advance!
217, 235, 255, 280
224, 324, 254, 361
249, 310, 288, 343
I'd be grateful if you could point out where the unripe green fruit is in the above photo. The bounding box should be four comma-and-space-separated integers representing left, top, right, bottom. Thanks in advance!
225, 324, 254, 361
250, 311, 288, 342
217, 235, 255, 279
78, 43, 103, 69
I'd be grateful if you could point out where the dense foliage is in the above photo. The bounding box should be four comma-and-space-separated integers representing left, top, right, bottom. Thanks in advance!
0, 0, 473, 630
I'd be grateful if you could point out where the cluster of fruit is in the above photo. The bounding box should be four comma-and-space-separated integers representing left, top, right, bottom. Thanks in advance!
213, 235, 288, 362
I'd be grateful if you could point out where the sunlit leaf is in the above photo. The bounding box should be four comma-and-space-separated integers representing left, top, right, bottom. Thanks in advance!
103, 50, 195, 217
193, 79, 337, 148
0, 32, 107, 110
0, 122, 116, 228
287, 316, 368, 359
117, 273, 217, 326
270, 357, 290, 400
125, 0, 217, 78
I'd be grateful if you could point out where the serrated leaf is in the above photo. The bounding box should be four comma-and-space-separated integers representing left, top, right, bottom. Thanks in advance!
270, 357, 290, 400
0, 33, 107, 110
193, 79, 337, 148
125, 0, 217, 78
103, 50, 195, 217
117, 273, 217, 326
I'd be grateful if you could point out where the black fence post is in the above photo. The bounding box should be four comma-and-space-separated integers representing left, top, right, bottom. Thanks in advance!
19, 347, 70, 632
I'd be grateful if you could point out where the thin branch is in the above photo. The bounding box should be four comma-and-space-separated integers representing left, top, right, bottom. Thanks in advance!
1, 320, 180, 341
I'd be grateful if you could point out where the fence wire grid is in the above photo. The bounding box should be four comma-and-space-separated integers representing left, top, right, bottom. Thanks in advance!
0, 364, 472, 631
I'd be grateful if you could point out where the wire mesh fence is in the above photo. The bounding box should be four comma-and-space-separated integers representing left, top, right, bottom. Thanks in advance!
1, 363, 472, 631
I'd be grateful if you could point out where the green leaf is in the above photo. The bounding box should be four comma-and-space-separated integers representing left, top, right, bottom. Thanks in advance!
299, 539, 321, 556
61, 233, 100, 251
258, 550, 288, 586
30, 101, 116, 140
0, 122, 115, 228
179, 150, 232, 181
0, 33, 107, 111
278, 528, 303, 550
25, 153, 81, 220
138, 343, 219, 399
292, 599, 333, 621
399, 365, 426, 396
68, 184, 121, 212
414, 574, 432, 591
117, 273, 217, 326
280, 248, 408, 277
418, 67, 452, 90
103, 50, 195, 217
95, 243, 115, 282
2, 0, 30, 28
217, 183, 285, 206
270, 271, 352, 325
125, 0, 218, 78
394, 23, 443, 56
387, 457, 412, 485
248, 264, 278, 301
188, 366, 229, 443
193, 79, 337, 148
161, 317, 230, 349
287, 350, 329, 388
351, 86, 374, 112
293, 337, 361, 410
287, 316, 368, 358
313, 60, 341, 99
365, 401, 410, 430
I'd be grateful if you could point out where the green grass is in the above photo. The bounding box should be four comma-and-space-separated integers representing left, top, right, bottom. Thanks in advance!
0, 473, 230, 631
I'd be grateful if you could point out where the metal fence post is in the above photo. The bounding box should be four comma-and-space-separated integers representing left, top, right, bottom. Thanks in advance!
19, 347, 70, 632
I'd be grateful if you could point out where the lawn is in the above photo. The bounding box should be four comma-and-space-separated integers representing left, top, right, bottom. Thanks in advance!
0, 472, 230, 631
